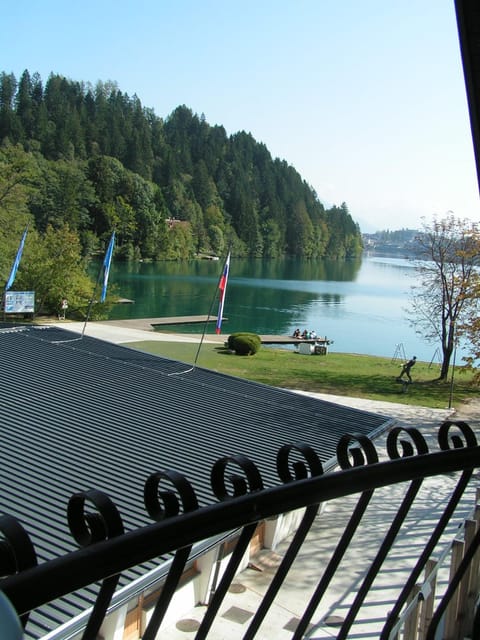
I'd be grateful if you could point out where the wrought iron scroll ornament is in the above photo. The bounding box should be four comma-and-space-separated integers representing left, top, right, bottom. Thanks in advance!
333, 427, 431, 640
337, 432, 379, 469
276, 442, 323, 481
67, 488, 125, 545
0, 516, 37, 578
211, 454, 264, 500
192, 454, 266, 639
386, 426, 429, 460
144, 469, 199, 520
438, 419, 478, 451
243, 443, 323, 640
141, 470, 200, 640
67, 489, 125, 639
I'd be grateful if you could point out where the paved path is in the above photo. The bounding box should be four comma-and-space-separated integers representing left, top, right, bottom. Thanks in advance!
49, 321, 222, 344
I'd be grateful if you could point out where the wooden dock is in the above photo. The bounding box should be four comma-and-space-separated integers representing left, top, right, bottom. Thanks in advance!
102, 316, 219, 332
258, 336, 330, 345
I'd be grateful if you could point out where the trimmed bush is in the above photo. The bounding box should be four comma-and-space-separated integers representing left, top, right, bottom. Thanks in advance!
228, 332, 261, 356
228, 332, 256, 350
227, 332, 243, 350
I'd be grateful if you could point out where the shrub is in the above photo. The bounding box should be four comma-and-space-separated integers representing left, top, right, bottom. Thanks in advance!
228, 332, 261, 356
227, 332, 245, 350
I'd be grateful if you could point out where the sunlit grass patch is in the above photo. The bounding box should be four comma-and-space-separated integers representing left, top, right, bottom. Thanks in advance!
124, 341, 477, 409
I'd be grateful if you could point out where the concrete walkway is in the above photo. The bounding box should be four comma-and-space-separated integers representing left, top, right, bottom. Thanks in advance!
48, 320, 222, 344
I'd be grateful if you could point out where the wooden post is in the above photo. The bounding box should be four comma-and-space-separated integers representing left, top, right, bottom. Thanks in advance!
403, 584, 421, 640
444, 539, 464, 639
471, 503, 480, 596
418, 559, 437, 640
457, 519, 476, 637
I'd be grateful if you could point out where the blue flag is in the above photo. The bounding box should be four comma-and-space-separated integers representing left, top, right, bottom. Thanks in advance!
5, 227, 28, 291
100, 232, 115, 302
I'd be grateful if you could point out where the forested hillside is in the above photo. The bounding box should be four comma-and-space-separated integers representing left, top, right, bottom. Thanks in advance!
1, 70, 362, 267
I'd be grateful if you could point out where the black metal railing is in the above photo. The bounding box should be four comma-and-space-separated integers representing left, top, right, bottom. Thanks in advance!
1, 421, 480, 639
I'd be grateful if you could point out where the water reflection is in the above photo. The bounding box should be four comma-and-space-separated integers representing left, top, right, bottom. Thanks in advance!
229, 257, 362, 282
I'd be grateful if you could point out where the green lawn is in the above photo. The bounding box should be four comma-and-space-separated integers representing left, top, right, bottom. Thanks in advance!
123, 340, 478, 409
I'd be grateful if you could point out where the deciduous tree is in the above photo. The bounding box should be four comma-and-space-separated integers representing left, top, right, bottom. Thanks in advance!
16, 224, 94, 317
408, 214, 480, 380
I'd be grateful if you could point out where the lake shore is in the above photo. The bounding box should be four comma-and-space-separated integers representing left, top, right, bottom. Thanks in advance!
105, 255, 440, 362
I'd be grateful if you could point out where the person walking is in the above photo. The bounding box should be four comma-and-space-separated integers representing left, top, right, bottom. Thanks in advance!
398, 356, 417, 383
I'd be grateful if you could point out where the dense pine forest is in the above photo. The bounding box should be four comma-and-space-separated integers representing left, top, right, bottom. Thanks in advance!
0, 70, 362, 315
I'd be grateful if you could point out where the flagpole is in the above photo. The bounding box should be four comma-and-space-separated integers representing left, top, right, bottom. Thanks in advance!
192, 250, 231, 367
168, 250, 231, 375
81, 232, 115, 339
192, 279, 223, 368
167, 274, 221, 376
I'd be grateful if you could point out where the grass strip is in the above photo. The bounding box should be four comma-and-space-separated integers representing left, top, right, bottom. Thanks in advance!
122, 340, 478, 409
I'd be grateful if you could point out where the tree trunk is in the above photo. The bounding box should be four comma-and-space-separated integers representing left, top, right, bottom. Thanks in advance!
439, 343, 454, 380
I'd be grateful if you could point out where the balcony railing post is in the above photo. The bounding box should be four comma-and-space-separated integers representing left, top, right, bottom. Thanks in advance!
418, 559, 438, 640
403, 584, 421, 640
471, 502, 480, 595
445, 539, 464, 638
458, 518, 477, 637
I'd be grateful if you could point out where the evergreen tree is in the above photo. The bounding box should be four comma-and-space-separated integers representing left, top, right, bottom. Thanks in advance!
0, 72, 22, 142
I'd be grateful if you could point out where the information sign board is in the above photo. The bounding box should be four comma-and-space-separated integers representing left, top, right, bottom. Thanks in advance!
4, 291, 35, 314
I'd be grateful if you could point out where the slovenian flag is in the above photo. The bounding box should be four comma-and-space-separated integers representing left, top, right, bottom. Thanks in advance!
215, 251, 230, 334
100, 231, 115, 302
5, 227, 28, 291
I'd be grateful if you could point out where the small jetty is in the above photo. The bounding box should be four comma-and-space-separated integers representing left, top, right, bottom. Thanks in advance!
99, 318, 332, 349
258, 335, 331, 346
259, 335, 332, 355
101, 316, 220, 332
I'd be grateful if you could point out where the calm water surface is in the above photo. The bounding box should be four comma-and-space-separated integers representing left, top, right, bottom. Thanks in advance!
106, 255, 450, 362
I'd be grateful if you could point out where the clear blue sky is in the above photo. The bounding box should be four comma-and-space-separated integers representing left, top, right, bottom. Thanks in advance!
2, 0, 479, 232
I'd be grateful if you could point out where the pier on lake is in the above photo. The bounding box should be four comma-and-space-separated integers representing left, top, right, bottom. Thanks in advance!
100, 317, 331, 346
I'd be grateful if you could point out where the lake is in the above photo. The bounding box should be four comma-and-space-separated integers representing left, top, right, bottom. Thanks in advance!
105, 254, 455, 363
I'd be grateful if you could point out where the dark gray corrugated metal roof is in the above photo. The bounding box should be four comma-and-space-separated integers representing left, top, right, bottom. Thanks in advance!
0, 325, 388, 637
